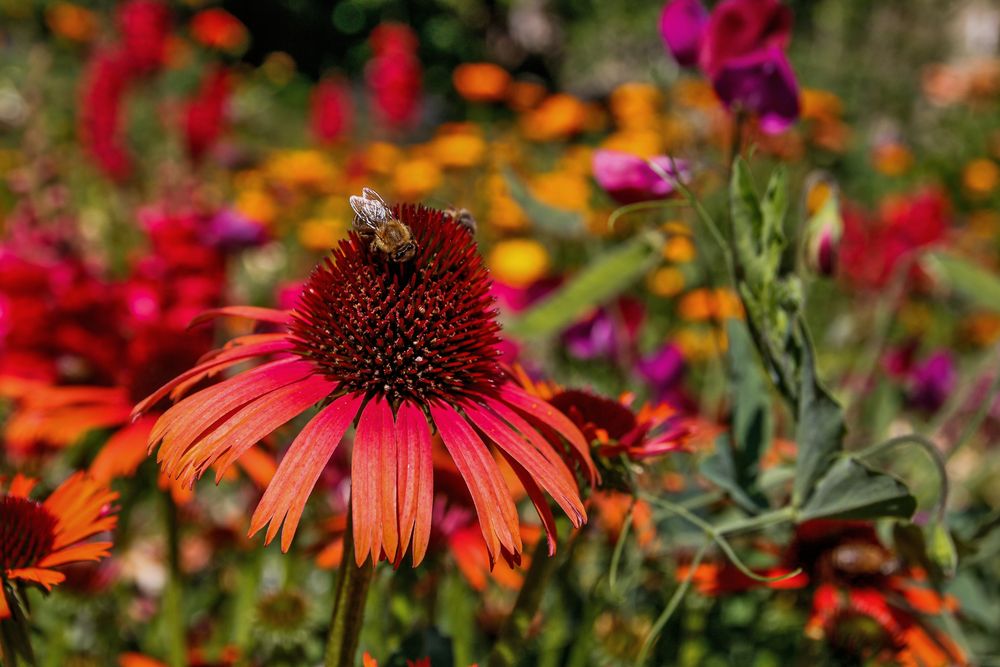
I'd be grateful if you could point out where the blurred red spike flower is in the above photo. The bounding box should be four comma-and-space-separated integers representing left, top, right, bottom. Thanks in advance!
135, 203, 594, 568
115, 0, 171, 76
183, 66, 232, 163
78, 49, 133, 181
189, 8, 247, 53
310, 76, 354, 145
0, 472, 118, 619
366, 23, 422, 130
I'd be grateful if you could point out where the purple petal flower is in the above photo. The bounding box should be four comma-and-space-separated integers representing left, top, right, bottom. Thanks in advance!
659, 0, 708, 68
637, 343, 686, 390
698, 0, 792, 76
592, 150, 690, 205
202, 208, 268, 250
562, 298, 644, 362
908, 350, 956, 413
712, 47, 800, 134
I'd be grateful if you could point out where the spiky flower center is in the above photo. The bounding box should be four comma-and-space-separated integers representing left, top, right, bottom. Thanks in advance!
290, 204, 503, 405
0, 495, 57, 571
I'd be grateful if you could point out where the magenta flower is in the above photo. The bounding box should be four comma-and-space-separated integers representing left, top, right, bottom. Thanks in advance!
698, 0, 792, 76
592, 150, 689, 205
659, 0, 708, 68
712, 47, 800, 133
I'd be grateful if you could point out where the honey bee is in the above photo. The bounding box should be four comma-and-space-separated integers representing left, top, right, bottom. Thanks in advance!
443, 206, 477, 236
825, 542, 898, 578
349, 188, 417, 262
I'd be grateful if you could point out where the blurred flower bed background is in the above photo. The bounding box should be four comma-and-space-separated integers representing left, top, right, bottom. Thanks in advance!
1, 0, 1000, 665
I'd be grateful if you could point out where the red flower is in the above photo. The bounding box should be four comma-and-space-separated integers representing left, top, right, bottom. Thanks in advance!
310, 76, 353, 145
182, 67, 231, 163
135, 202, 593, 567
78, 50, 133, 181
0, 473, 118, 619
115, 0, 172, 76
366, 23, 422, 130
189, 8, 247, 53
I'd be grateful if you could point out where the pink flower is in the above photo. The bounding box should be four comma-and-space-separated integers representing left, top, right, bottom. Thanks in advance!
712, 47, 800, 133
182, 66, 231, 163
116, 0, 172, 76
592, 149, 689, 205
310, 76, 353, 145
659, 0, 708, 67
698, 0, 791, 77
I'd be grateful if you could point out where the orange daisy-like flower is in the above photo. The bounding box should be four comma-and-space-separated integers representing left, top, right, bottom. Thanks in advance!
0, 472, 118, 618
135, 202, 593, 568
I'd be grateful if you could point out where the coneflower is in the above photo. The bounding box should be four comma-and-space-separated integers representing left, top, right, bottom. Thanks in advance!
0, 473, 118, 619
135, 202, 593, 567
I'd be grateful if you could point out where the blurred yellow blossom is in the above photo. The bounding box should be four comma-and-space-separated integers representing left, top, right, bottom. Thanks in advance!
298, 217, 347, 252
531, 171, 590, 212
365, 142, 403, 177
674, 327, 727, 361
678, 288, 743, 321
261, 51, 296, 86
520, 94, 587, 142
394, 158, 441, 200
264, 150, 338, 193
429, 125, 487, 169
235, 189, 278, 227
962, 312, 1000, 347
600, 130, 664, 158
488, 239, 550, 287
486, 174, 528, 232
662, 236, 696, 263
647, 266, 686, 298
609, 83, 662, 130
963, 158, 1000, 197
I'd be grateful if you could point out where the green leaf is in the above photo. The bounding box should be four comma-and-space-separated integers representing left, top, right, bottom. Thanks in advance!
730, 159, 764, 275
502, 167, 586, 238
792, 331, 845, 506
923, 251, 1000, 313
760, 166, 788, 246
928, 521, 958, 578
700, 320, 771, 513
798, 458, 917, 521
506, 231, 664, 339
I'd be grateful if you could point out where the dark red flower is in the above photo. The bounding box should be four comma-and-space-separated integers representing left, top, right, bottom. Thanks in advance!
116, 0, 172, 76
182, 67, 231, 163
135, 202, 594, 567
78, 50, 133, 181
310, 76, 353, 145
698, 0, 792, 77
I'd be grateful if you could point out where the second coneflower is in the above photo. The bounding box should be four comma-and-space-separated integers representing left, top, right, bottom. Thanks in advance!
135, 202, 593, 567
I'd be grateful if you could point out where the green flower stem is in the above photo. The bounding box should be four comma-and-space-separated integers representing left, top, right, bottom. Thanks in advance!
487, 528, 574, 667
324, 509, 375, 667
162, 491, 187, 667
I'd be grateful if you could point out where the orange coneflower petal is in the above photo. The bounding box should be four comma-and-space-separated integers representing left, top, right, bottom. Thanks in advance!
7, 474, 38, 498
38, 541, 113, 568
0, 588, 9, 619
169, 374, 334, 487
465, 401, 585, 527
21, 385, 128, 410
153, 358, 312, 465
237, 446, 278, 490
351, 398, 396, 566
6, 567, 66, 590
482, 396, 577, 488
396, 402, 434, 566
249, 391, 361, 551
430, 402, 521, 565
499, 383, 598, 485
500, 452, 558, 556
134, 335, 294, 416
90, 416, 157, 482
188, 305, 292, 328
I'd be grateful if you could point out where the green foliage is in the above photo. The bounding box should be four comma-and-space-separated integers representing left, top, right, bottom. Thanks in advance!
798, 458, 916, 521
924, 251, 1000, 313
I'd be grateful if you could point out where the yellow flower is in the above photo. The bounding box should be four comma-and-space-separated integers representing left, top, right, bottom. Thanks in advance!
235, 189, 278, 226
488, 239, 550, 287
429, 126, 487, 169
520, 94, 587, 142
963, 158, 1000, 197
393, 158, 441, 200
647, 266, 686, 298
531, 171, 590, 213
662, 236, 696, 263
674, 327, 727, 361
678, 288, 743, 321
609, 83, 662, 130
486, 175, 528, 232
265, 150, 338, 193
365, 142, 403, 177
298, 217, 346, 252
600, 130, 664, 158
800, 89, 843, 121
45, 2, 98, 42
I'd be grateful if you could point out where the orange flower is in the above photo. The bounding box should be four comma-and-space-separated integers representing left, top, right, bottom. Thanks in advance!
506, 80, 547, 112
45, 2, 98, 43
519, 94, 588, 141
453, 62, 511, 103
0, 472, 118, 618
189, 8, 248, 53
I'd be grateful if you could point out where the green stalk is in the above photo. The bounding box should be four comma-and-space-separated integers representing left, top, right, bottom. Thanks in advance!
324, 509, 375, 667
487, 534, 566, 667
162, 491, 187, 667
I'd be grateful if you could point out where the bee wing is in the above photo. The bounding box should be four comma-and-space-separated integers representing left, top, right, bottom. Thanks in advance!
351, 194, 393, 223
361, 188, 387, 206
